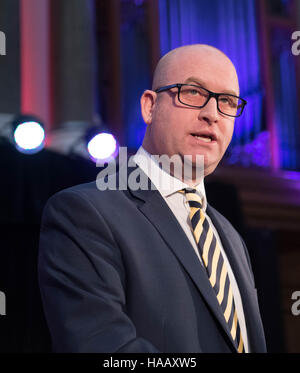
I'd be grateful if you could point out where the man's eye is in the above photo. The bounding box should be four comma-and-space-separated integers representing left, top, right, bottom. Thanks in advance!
220, 97, 230, 103
188, 88, 207, 97
220, 96, 237, 107
188, 89, 200, 95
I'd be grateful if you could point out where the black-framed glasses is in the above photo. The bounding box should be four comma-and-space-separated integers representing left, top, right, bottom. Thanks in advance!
155, 83, 247, 118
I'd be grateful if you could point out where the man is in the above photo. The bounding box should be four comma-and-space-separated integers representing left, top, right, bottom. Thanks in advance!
38, 44, 266, 353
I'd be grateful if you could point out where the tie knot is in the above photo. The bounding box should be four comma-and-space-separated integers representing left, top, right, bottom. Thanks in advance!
182, 188, 203, 209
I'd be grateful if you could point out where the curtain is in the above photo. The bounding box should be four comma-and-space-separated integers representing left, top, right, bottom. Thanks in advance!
273, 49, 300, 170
120, 0, 151, 150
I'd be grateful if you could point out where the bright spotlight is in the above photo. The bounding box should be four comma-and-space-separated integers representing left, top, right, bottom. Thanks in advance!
87, 132, 118, 162
12, 115, 45, 154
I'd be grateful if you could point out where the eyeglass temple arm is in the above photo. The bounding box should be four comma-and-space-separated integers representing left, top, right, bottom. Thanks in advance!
155, 84, 181, 93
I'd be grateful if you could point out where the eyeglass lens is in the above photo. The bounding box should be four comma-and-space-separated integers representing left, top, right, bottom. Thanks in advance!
179, 85, 243, 116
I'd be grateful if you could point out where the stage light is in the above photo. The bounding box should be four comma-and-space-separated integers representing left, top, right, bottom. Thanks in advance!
12, 115, 45, 154
60, 123, 118, 162
87, 131, 118, 162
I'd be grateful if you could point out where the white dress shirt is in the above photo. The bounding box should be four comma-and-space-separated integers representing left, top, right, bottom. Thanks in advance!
133, 146, 249, 352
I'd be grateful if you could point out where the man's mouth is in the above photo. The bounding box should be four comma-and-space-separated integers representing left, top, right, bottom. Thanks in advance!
191, 133, 216, 143
192, 135, 212, 143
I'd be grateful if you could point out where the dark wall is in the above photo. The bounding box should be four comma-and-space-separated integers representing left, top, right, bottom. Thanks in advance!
0, 139, 99, 352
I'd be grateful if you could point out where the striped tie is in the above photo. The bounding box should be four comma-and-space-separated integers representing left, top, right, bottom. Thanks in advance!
183, 188, 244, 353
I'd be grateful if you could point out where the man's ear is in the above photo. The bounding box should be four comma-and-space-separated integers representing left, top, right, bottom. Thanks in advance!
140, 90, 157, 125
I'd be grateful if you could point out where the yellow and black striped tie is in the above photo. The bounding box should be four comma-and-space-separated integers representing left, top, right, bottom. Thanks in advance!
183, 188, 244, 353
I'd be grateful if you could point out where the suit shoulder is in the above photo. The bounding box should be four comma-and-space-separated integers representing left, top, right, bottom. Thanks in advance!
45, 173, 130, 212
55, 180, 98, 197
45, 181, 98, 206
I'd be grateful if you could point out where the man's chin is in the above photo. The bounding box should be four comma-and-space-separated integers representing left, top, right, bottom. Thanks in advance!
203, 161, 219, 177
190, 152, 221, 177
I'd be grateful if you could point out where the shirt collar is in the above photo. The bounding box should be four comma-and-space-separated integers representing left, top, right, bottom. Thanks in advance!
133, 146, 207, 209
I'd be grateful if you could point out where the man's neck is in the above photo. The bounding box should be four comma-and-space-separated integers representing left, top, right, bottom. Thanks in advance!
139, 146, 205, 187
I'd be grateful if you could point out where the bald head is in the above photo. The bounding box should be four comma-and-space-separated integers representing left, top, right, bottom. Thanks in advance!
152, 44, 239, 95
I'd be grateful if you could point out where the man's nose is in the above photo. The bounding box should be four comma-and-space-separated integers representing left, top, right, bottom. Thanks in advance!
198, 97, 219, 124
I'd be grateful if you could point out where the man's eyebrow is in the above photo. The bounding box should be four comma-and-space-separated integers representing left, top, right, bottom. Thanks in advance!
184, 77, 239, 97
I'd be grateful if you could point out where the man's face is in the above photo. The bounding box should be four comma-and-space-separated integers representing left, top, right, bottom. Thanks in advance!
142, 48, 239, 176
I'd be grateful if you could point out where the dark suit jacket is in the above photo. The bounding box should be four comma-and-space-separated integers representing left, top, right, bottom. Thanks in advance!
38, 166, 266, 353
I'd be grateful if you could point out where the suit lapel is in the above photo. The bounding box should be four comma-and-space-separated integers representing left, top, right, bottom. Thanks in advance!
129, 184, 237, 351
206, 204, 267, 352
